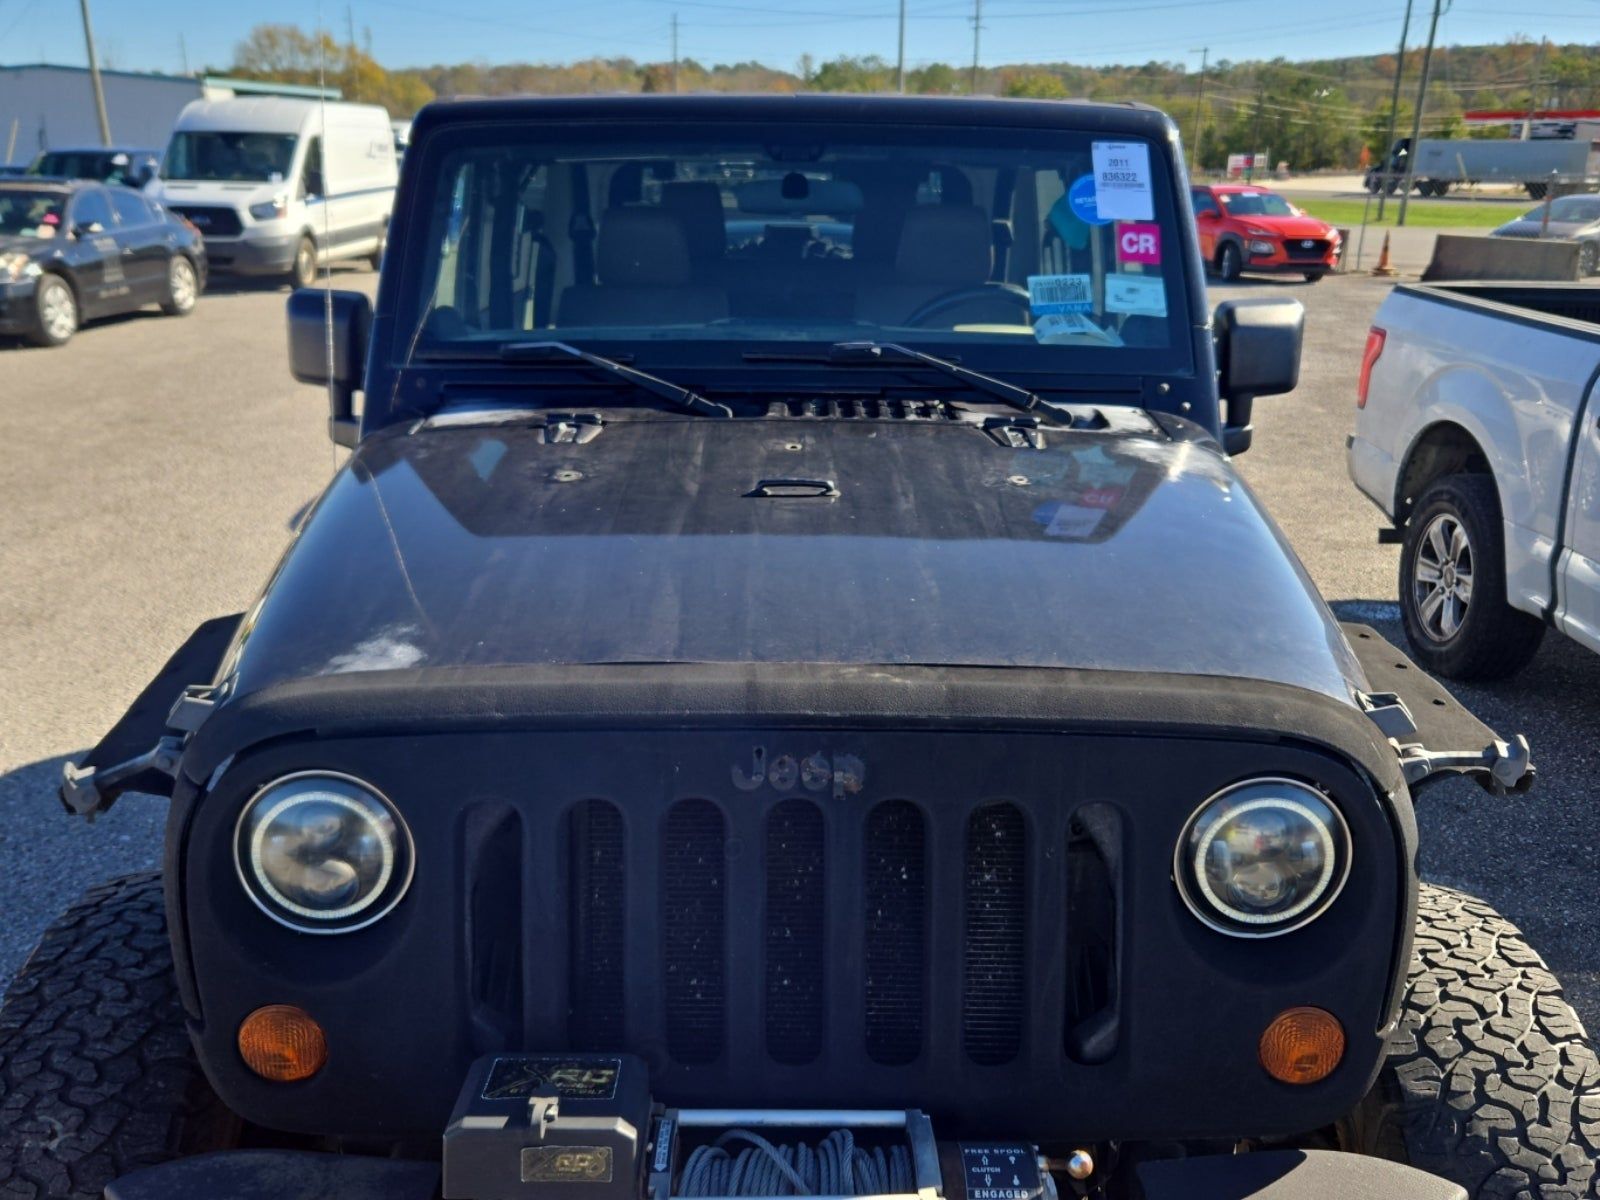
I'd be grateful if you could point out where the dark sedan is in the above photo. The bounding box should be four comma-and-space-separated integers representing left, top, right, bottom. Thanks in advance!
1491, 193, 1600, 276
0, 179, 205, 347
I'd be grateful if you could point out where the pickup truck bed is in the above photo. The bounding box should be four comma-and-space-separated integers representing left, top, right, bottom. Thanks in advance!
1349, 280, 1600, 677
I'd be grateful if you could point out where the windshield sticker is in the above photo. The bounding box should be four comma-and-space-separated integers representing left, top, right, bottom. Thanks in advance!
1066, 174, 1111, 226
1104, 274, 1167, 318
1115, 222, 1162, 264
1091, 141, 1154, 221
1033, 312, 1123, 347
1027, 273, 1093, 315
1034, 500, 1108, 540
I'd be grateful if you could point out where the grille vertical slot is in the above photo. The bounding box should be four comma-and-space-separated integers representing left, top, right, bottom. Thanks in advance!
963, 802, 1027, 1066
1064, 804, 1121, 1064
568, 799, 625, 1049
764, 799, 826, 1065
863, 800, 927, 1065
663, 799, 727, 1064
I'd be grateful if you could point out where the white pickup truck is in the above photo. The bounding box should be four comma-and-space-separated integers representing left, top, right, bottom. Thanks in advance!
1348, 281, 1600, 679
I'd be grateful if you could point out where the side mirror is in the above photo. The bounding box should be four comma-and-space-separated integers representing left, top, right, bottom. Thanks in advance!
1214, 298, 1304, 456
73, 221, 103, 238
287, 288, 371, 448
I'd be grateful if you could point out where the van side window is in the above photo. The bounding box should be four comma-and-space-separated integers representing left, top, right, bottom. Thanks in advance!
301, 137, 326, 199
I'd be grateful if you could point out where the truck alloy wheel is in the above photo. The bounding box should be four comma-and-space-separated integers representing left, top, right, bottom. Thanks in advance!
1399, 474, 1543, 679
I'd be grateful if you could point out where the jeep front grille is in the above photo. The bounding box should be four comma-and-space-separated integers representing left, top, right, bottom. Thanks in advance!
562, 790, 1109, 1073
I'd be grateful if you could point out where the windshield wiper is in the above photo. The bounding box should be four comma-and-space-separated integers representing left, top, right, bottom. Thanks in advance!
500, 341, 732, 418
826, 341, 1041, 413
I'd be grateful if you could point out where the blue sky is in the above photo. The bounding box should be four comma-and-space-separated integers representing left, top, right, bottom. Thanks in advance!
3, 0, 1598, 76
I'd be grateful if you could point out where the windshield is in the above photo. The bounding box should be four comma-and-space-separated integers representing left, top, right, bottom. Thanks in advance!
403, 121, 1190, 375
1526, 196, 1600, 223
1217, 191, 1295, 217
162, 131, 297, 182
0, 189, 66, 237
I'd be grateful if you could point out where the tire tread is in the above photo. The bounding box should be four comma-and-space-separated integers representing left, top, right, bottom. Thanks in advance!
0, 873, 231, 1199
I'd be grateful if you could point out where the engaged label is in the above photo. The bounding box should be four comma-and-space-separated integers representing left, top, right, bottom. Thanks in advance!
961, 1144, 1042, 1200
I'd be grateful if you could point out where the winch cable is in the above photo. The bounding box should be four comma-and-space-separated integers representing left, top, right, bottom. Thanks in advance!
676, 1129, 916, 1197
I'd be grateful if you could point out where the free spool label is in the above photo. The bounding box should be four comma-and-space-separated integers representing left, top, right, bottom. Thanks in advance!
960, 1144, 1042, 1200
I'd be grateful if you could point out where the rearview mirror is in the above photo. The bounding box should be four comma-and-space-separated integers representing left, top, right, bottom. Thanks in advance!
287, 288, 371, 448
1214, 298, 1304, 456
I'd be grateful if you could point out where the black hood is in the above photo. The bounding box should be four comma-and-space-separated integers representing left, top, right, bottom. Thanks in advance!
216, 408, 1365, 706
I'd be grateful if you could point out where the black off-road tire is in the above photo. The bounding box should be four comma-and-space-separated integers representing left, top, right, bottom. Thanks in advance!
1375, 884, 1600, 1199
1399, 474, 1544, 680
0, 873, 235, 1199
1217, 242, 1243, 281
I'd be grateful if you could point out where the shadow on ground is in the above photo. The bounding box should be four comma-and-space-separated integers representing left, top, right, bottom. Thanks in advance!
0, 753, 166, 998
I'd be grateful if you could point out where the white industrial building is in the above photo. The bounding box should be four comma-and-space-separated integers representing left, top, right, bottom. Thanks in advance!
0, 64, 340, 166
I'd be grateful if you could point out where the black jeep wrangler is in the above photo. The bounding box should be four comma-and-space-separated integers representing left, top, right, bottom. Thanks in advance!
4, 96, 1596, 1200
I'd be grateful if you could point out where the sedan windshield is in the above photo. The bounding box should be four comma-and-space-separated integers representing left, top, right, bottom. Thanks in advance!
1217, 191, 1295, 217
0, 189, 66, 237
162, 132, 298, 182
404, 121, 1190, 375
1525, 196, 1600, 223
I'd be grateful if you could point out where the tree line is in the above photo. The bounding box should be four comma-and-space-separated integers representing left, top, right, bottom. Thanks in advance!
221, 25, 1599, 171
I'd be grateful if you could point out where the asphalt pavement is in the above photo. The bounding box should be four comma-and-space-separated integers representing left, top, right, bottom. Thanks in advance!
1, 254, 1596, 1038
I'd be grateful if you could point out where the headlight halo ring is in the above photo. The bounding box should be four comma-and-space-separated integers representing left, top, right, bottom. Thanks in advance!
1173, 776, 1352, 939
233, 769, 415, 935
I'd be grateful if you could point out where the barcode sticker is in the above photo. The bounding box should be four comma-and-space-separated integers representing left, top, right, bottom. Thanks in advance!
1027, 273, 1093, 315
1033, 312, 1122, 347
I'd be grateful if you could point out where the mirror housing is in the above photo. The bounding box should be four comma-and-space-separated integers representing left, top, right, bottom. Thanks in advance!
287, 288, 371, 448
1214, 298, 1304, 456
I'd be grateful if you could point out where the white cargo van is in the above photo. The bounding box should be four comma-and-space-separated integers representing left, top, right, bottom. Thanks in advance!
152, 98, 397, 287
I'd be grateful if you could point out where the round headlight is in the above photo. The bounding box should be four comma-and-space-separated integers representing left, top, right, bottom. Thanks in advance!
1174, 778, 1350, 937
234, 772, 413, 933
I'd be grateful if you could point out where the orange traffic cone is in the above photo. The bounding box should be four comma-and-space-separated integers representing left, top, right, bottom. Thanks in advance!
1371, 232, 1398, 277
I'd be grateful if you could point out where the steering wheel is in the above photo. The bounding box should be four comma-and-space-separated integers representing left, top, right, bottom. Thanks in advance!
901, 282, 1033, 328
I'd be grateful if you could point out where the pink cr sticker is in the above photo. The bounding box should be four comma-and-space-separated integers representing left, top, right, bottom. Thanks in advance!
1116, 222, 1161, 264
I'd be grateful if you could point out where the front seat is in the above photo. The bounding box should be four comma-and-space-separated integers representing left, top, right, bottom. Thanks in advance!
559, 208, 729, 327
855, 204, 1013, 329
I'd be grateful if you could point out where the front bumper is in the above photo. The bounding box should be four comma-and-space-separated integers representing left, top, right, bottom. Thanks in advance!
106, 1148, 1465, 1200
0, 276, 38, 333
200, 233, 298, 275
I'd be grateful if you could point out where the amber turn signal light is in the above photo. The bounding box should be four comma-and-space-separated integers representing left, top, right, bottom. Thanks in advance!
238, 1004, 328, 1082
1259, 1006, 1345, 1084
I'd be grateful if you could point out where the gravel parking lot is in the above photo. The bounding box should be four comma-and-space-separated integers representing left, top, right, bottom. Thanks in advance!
2, 254, 1596, 1035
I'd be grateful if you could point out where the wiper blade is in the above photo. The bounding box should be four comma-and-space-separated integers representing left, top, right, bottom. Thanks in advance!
500, 341, 732, 418
827, 341, 1040, 413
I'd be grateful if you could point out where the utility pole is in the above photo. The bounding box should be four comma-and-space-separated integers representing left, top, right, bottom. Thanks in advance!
77, 0, 111, 147
969, 0, 982, 95
345, 5, 359, 100
896, 0, 906, 94
671, 14, 680, 94
1397, 0, 1445, 227
1188, 46, 1208, 175
1375, 0, 1413, 221
1522, 40, 1546, 140
178, 33, 190, 76
1247, 80, 1265, 182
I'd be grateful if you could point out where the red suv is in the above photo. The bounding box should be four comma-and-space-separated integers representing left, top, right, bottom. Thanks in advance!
1190, 184, 1342, 282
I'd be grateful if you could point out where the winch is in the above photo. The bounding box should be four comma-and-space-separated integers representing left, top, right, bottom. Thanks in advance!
443, 1055, 1066, 1200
